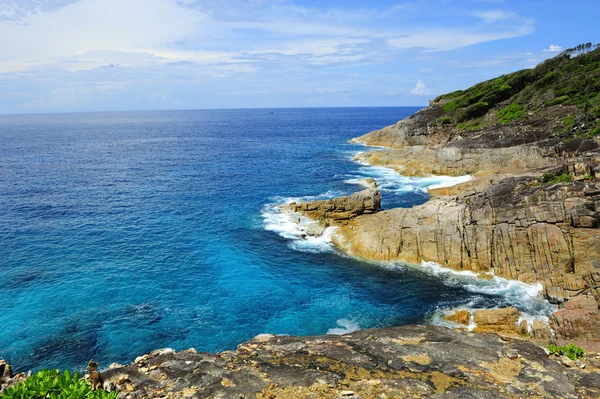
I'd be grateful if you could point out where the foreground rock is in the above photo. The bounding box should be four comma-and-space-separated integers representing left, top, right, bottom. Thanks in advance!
96, 326, 600, 398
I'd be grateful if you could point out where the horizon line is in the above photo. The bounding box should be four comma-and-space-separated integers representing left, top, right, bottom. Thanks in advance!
0, 105, 428, 117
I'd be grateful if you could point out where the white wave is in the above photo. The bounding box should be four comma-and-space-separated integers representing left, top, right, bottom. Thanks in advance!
419, 261, 556, 328
344, 162, 472, 195
289, 226, 338, 253
327, 318, 360, 335
261, 192, 342, 253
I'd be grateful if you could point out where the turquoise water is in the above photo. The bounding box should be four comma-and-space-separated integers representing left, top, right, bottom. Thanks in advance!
0, 108, 553, 371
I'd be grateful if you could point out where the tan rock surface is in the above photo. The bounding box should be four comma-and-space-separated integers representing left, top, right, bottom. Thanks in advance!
284, 188, 381, 223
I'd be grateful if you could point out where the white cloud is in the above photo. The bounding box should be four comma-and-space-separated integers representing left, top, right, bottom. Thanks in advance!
387, 23, 533, 51
472, 9, 518, 24
543, 45, 562, 52
411, 80, 430, 95
0, 0, 538, 74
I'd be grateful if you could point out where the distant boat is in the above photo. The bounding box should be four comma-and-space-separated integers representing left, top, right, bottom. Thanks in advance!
268, 111, 274, 114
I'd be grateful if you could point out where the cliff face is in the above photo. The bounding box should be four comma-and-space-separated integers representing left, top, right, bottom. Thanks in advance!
333, 179, 600, 305
10, 326, 597, 399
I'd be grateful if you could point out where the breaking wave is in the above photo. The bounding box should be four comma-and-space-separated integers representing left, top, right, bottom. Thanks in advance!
261, 191, 343, 253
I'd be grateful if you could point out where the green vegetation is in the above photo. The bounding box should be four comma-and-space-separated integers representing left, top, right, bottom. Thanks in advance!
457, 119, 483, 131
1, 369, 118, 399
562, 115, 576, 132
437, 116, 453, 125
541, 172, 571, 185
433, 44, 600, 134
549, 343, 585, 361
545, 95, 570, 106
497, 103, 526, 124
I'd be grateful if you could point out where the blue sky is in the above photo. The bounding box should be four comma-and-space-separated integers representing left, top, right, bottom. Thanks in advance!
0, 0, 598, 114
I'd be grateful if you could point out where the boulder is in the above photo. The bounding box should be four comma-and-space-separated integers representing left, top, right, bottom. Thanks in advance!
472, 307, 522, 334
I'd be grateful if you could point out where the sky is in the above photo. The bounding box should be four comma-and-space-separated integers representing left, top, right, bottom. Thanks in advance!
0, 0, 598, 114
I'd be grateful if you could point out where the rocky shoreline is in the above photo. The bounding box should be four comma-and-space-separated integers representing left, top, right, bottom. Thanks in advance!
280, 99, 600, 352
3, 325, 600, 398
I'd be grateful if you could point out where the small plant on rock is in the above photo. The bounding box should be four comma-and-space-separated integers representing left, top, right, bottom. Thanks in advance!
541, 172, 571, 185
548, 343, 585, 361
1, 369, 118, 399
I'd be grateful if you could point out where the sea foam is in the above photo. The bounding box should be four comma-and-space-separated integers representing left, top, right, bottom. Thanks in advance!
418, 261, 556, 328
327, 318, 361, 335
344, 163, 473, 195
261, 191, 342, 253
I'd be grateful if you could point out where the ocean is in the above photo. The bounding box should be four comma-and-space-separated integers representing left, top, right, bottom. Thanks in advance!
0, 108, 554, 371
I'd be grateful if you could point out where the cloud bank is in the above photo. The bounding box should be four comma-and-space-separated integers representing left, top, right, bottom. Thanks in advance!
0, 0, 547, 113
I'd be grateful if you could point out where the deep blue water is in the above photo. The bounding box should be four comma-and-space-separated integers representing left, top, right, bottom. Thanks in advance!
0, 108, 553, 372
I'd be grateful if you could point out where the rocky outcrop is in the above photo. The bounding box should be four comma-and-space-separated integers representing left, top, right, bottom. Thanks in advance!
328, 179, 600, 306
355, 144, 559, 179
442, 308, 553, 344
45, 326, 600, 398
288, 100, 600, 345
472, 308, 522, 334
350, 104, 446, 148
284, 188, 381, 223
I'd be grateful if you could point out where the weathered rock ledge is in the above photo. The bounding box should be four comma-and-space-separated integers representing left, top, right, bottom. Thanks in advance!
4, 326, 600, 398
284, 188, 381, 223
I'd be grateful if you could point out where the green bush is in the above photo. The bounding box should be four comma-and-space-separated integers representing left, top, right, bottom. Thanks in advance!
443, 100, 461, 112
497, 103, 526, 124
437, 116, 453, 125
545, 95, 570, 106
562, 115, 576, 131
541, 173, 571, 184
549, 343, 585, 361
456, 101, 490, 122
1, 369, 118, 399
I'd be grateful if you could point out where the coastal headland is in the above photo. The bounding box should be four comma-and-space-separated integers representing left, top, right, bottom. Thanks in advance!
3, 47, 600, 399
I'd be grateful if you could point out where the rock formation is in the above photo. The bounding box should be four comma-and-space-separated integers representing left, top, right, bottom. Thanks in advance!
284, 188, 381, 223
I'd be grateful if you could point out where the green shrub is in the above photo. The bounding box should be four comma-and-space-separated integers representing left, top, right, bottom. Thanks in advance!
443, 100, 461, 112
437, 116, 453, 125
563, 115, 576, 131
1, 369, 118, 399
545, 95, 570, 106
549, 343, 561, 357
497, 103, 526, 124
456, 101, 490, 122
541, 173, 571, 184
548, 343, 585, 361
